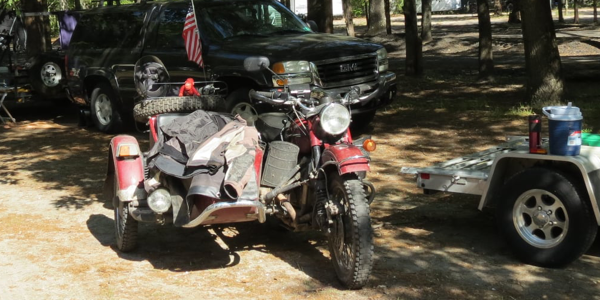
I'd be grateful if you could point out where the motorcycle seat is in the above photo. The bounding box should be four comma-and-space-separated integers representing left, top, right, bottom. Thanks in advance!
155, 113, 190, 142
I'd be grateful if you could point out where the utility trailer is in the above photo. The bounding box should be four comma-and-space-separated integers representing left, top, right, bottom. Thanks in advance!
401, 135, 600, 267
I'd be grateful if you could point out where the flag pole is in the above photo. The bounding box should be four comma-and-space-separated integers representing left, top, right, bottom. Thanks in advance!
189, 0, 208, 84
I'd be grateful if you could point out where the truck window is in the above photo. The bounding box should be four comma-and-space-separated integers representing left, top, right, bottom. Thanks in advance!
196, 0, 310, 40
70, 9, 146, 50
149, 6, 187, 50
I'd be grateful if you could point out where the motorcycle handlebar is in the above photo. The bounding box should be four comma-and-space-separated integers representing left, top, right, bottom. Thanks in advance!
248, 90, 296, 106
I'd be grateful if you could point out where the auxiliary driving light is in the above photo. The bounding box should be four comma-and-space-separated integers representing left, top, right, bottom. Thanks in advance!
147, 188, 172, 213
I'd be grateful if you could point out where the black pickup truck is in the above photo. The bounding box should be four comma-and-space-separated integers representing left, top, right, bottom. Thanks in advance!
65, 0, 397, 133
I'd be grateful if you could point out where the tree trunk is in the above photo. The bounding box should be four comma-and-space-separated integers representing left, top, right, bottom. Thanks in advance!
384, 0, 392, 34
574, 0, 579, 23
594, 0, 598, 24
494, 0, 502, 15
342, 0, 355, 36
308, 0, 333, 33
558, 0, 565, 23
421, 0, 432, 42
521, 0, 563, 106
281, 0, 291, 9
477, 0, 494, 80
367, 0, 386, 35
22, 0, 51, 58
74, 0, 83, 10
365, 1, 370, 28
404, 0, 423, 76
509, 0, 521, 23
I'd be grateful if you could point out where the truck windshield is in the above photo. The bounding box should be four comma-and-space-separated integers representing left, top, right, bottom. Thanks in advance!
195, 1, 312, 40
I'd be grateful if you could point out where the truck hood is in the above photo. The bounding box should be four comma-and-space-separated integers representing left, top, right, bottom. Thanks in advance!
208, 33, 383, 64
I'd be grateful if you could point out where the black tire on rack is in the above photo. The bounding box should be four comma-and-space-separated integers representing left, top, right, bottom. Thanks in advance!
133, 95, 225, 123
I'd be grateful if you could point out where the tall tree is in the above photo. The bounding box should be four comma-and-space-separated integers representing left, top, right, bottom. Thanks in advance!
404, 0, 423, 75
521, 0, 563, 105
494, 0, 502, 15
557, 0, 565, 23
573, 0, 579, 23
594, 0, 598, 24
421, 0, 432, 42
307, 0, 333, 33
509, 0, 521, 23
367, 0, 386, 35
342, 0, 355, 36
477, 0, 494, 80
384, 0, 391, 34
22, 0, 51, 57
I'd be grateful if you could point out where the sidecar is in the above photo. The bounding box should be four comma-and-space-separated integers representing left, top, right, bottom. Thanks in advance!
105, 110, 266, 252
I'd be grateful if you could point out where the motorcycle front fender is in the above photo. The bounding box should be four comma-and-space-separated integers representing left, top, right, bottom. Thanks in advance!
108, 135, 146, 202
321, 144, 370, 175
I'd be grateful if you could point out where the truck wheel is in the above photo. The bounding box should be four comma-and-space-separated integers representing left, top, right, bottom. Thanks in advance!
226, 88, 259, 125
328, 173, 374, 289
496, 167, 597, 267
132, 95, 224, 123
113, 177, 138, 252
29, 57, 65, 98
91, 83, 123, 133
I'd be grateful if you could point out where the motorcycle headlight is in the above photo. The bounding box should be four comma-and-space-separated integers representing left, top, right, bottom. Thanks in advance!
148, 188, 171, 213
272, 61, 313, 86
376, 48, 389, 72
320, 103, 351, 136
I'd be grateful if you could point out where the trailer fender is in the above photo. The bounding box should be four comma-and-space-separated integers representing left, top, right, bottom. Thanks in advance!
480, 149, 600, 225
106, 135, 146, 203
321, 144, 370, 175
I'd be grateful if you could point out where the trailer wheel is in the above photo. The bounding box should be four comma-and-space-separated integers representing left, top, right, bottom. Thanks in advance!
133, 95, 224, 123
496, 167, 597, 267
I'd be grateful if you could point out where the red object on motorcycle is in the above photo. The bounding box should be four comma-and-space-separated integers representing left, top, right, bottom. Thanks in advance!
149, 115, 158, 142
321, 144, 370, 174
109, 135, 146, 201
178, 78, 200, 96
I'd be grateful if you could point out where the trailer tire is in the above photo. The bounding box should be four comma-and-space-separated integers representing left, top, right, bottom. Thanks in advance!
496, 167, 597, 267
133, 95, 224, 123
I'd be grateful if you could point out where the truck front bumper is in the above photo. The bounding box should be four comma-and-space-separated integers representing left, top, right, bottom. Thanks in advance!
324, 71, 397, 115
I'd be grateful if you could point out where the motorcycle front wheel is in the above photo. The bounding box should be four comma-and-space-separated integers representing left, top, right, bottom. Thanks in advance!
327, 173, 374, 289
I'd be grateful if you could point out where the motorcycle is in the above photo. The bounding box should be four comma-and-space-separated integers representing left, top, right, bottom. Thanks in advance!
106, 57, 377, 289
245, 56, 376, 289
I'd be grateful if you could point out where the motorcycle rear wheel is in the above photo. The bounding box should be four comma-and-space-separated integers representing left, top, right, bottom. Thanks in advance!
327, 173, 374, 289
133, 95, 224, 123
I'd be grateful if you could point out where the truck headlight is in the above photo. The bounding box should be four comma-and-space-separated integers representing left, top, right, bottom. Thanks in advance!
376, 48, 389, 72
320, 103, 351, 136
272, 61, 313, 86
148, 188, 171, 213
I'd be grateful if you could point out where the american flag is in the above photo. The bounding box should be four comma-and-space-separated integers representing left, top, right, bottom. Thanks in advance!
183, 2, 203, 67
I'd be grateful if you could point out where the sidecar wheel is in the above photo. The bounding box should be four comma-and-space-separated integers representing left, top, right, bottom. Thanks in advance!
132, 95, 224, 123
328, 173, 374, 289
113, 180, 138, 252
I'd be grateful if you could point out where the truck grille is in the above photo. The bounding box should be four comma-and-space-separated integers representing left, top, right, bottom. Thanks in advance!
314, 54, 379, 88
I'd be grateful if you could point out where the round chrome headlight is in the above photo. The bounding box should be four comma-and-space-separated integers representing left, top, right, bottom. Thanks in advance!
320, 103, 351, 136
148, 188, 172, 213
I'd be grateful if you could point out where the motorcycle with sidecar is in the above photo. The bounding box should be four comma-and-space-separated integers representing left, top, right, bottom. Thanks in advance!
106, 57, 377, 289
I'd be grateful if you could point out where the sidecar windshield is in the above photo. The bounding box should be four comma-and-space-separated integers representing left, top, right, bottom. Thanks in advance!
195, 0, 312, 40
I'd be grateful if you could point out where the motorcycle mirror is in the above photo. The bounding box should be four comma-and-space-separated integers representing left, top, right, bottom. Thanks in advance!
244, 56, 270, 72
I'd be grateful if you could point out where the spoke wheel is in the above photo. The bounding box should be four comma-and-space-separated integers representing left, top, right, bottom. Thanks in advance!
113, 177, 138, 252
327, 173, 373, 289
496, 167, 597, 267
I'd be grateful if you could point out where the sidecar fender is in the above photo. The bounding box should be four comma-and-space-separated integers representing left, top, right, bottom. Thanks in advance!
107, 135, 146, 202
321, 144, 370, 175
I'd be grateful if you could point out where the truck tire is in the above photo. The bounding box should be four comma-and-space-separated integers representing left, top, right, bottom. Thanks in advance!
133, 95, 224, 123
91, 83, 123, 133
225, 88, 259, 126
29, 57, 65, 98
496, 167, 597, 267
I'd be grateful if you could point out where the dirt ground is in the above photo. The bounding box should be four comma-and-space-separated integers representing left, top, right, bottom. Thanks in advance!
1, 9, 600, 300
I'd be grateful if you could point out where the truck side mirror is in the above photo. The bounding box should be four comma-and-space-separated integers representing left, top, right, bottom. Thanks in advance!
306, 20, 318, 32
244, 56, 270, 72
